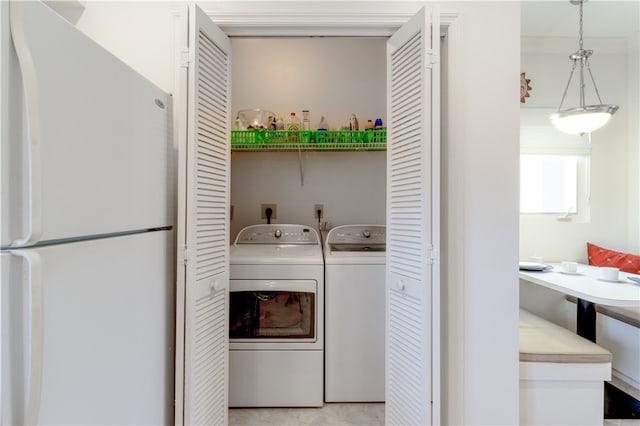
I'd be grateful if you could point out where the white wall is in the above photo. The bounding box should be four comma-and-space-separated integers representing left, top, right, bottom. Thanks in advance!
230, 37, 386, 239
443, 4, 520, 424
74, 1, 180, 93
231, 37, 386, 133
520, 36, 639, 262
69, 2, 521, 425
628, 32, 640, 253
231, 151, 386, 238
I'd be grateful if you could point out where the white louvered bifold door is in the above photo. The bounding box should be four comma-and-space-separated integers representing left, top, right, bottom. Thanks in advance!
386, 7, 440, 426
182, 5, 231, 425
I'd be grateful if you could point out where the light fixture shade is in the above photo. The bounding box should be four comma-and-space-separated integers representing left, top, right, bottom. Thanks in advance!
550, 104, 619, 135
550, 1, 619, 136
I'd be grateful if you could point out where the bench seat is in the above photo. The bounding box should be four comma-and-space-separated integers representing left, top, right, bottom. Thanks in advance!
520, 309, 612, 426
520, 308, 612, 363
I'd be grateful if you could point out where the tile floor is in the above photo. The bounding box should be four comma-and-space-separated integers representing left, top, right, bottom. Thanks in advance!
229, 404, 640, 426
228, 403, 385, 426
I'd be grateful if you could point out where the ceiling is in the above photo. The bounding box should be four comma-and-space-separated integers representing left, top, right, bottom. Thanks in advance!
521, 0, 640, 38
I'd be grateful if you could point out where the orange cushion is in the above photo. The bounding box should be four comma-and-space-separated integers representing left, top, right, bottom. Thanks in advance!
587, 242, 640, 274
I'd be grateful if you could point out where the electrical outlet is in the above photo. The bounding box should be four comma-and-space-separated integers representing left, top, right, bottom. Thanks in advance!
261, 203, 277, 220
314, 204, 324, 219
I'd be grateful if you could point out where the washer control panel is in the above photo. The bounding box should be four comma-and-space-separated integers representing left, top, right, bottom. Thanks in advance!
326, 225, 386, 252
235, 224, 319, 245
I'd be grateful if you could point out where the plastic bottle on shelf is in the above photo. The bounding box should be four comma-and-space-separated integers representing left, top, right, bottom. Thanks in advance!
317, 116, 329, 131
286, 112, 301, 131
302, 110, 310, 130
349, 113, 359, 131
316, 116, 329, 143
373, 118, 385, 144
234, 115, 245, 130
275, 116, 285, 130
364, 119, 374, 131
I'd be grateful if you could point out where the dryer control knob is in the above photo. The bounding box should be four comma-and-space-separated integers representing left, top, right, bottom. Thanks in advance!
362, 230, 371, 238
274, 229, 282, 238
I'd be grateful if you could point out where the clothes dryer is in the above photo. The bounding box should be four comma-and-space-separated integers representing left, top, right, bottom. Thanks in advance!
324, 224, 386, 402
229, 224, 324, 407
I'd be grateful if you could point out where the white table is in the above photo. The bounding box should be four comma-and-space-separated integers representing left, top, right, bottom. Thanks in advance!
519, 263, 640, 342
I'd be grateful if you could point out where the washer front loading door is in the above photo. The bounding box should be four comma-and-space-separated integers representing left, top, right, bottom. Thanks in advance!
229, 279, 319, 349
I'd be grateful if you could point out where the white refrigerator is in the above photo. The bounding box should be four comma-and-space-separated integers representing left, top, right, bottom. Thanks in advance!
1, 1, 174, 425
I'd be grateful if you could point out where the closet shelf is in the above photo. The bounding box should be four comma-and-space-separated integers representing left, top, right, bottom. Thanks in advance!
230, 129, 386, 152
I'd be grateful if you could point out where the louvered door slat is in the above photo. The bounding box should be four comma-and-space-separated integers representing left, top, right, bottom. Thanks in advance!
183, 5, 231, 426
386, 6, 440, 426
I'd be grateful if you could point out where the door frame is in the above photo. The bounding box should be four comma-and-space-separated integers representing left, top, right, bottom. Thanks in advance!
173, 2, 465, 424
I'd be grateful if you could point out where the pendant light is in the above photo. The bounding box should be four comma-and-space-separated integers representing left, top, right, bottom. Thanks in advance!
550, 0, 619, 135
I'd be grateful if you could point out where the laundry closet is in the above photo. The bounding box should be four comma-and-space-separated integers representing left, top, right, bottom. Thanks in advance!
227, 37, 389, 410
229, 37, 387, 239
175, 4, 440, 423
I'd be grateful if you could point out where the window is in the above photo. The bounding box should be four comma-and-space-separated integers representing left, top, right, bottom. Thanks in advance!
520, 155, 578, 214
520, 108, 591, 223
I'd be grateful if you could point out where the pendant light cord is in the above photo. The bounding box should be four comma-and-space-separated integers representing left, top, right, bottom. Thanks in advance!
556, 0, 604, 110
578, 0, 584, 51
557, 60, 578, 111
578, 0, 585, 108
579, 0, 606, 105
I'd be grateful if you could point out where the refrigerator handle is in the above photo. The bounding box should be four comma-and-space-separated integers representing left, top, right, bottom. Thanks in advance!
9, 2, 44, 247
11, 250, 44, 425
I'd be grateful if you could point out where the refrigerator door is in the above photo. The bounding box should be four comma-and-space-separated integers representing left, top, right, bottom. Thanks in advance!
1, 230, 174, 425
1, 0, 172, 248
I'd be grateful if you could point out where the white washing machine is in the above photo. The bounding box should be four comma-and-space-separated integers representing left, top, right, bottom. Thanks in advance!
229, 224, 324, 407
324, 224, 386, 402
